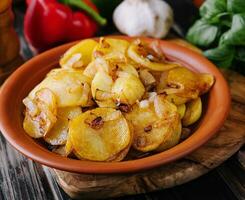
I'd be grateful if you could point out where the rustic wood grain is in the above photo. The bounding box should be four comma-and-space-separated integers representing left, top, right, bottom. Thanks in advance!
52, 70, 245, 199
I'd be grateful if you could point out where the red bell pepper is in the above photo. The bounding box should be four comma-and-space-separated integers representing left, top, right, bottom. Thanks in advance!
26, 0, 98, 11
24, 0, 106, 52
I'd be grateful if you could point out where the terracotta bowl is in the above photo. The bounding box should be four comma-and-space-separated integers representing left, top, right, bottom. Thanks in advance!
0, 36, 230, 174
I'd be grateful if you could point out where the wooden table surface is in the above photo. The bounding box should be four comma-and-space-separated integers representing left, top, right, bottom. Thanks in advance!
0, 2, 244, 200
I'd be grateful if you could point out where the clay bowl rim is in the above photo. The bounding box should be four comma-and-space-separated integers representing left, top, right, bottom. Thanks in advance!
0, 36, 230, 174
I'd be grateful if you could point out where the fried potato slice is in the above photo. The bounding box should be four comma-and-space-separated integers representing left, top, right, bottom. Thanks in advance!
157, 67, 214, 104
44, 107, 82, 145
182, 97, 202, 126
106, 122, 134, 162
165, 94, 189, 105
29, 69, 92, 107
65, 133, 73, 156
91, 71, 115, 108
84, 56, 139, 82
155, 118, 182, 152
60, 39, 98, 69
106, 142, 131, 162
57, 106, 83, 120
199, 74, 215, 94
89, 61, 144, 108
112, 72, 145, 105
83, 57, 110, 80
177, 104, 186, 119
126, 95, 179, 152
70, 108, 131, 161
127, 40, 179, 71
92, 38, 130, 60
23, 88, 57, 138
44, 118, 69, 145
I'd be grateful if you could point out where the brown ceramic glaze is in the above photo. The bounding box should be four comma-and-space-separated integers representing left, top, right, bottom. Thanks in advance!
0, 36, 230, 174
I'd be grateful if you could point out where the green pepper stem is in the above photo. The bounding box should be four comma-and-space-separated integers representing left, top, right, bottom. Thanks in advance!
61, 0, 107, 26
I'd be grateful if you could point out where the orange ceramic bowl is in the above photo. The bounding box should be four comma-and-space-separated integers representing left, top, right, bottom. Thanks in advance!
0, 36, 230, 174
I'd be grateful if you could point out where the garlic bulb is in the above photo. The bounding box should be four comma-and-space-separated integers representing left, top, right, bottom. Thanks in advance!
113, 0, 174, 38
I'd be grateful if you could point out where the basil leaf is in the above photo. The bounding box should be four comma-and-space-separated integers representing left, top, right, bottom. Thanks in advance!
200, 0, 227, 22
186, 20, 219, 47
215, 12, 232, 27
236, 47, 245, 62
220, 14, 245, 46
227, 0, 245, 13
204, 45, 235, 68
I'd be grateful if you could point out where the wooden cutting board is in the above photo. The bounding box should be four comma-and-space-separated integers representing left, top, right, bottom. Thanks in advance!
51, 70, 245, 200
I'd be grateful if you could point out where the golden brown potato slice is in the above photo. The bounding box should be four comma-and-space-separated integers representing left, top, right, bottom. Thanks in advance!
182, 97, 202, 126
44, 107, 82, 145
83, 57, 110, 80
157, 67, 214, 104
165, 94, 189, 105
23, 88, 57, 138
60, 39, 98, 69
127, 40, 179, 71
29, 69, 92, 107
106, 122, 134, 162
89, 61, 144, 108
155, 118, 182, 152
126, 95, 179, 152
166, 67, 214, 98
69, 108, 131, 161
72, 126, 132, 162
112, 72, 145, 105
199, 73, 215, 94
92, 38, 130, 60
91, 71, 115, 108
107, 60, 139, 80
177, 104, 186, 119
57, 106, 83, 120
44, 118, 69, 145
106, 142, 131, 162
65, 133, 73, 156
84, 55, 139, 82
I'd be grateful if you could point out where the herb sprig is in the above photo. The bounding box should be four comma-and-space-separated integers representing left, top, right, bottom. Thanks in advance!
186, 0, 245, 74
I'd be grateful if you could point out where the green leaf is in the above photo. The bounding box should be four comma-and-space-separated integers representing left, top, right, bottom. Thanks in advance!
200, 0, 227, 22
204, 45, 235, 68
214, 12, 232, 27
186, 20, 219, 47
227, 0, 245, 13
220, 14, 245, 46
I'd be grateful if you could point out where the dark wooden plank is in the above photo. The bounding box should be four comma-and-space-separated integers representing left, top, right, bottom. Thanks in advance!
217, 153, 245, 200
112, 170, 238, 200
0, 135, 47, 200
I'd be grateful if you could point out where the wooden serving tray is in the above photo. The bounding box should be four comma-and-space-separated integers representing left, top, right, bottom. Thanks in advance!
51, 70, 245, 199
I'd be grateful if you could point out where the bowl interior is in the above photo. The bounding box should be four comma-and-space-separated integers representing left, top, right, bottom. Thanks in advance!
0, 36, 230, 174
